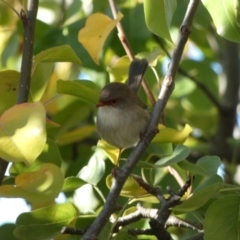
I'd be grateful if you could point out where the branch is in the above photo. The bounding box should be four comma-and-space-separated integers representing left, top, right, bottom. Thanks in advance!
18, 1, 38, 103
1, 0, 21, 19
108, 0, 156, 107
81, 0, 200, 239
0, 0, 38, 186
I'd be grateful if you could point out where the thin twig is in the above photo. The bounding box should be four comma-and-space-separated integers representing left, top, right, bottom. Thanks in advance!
81, 1, 200, 239
108, 0, 156, 107
1, 0, 21, 19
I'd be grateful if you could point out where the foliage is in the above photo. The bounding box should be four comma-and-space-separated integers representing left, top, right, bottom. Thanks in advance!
0, 0, 240, 240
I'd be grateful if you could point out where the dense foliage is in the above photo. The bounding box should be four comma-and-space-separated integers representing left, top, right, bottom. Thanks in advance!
0, 0, 240, 239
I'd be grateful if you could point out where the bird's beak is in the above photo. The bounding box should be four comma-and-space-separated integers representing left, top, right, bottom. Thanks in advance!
96, 101, 104, 108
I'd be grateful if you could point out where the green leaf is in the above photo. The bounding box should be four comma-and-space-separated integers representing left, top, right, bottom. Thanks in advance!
178, 156, 222, 176
173, 174, 223, 212
107, 56, 130, 83
204, 195, 240, 240
0, 102, 46, 166
33, 45, 82, 71
50, 100, 91, 138
58, 125, 96, 146
62, 177, 86, 192
143, 0, 177, 43
0, 223, 17, 240
0, 163, 64, 203
136, 47, 164, 67
202, 0, 240, 42
14, 203, 76, 240
31, 62, 54, 101
143, 142, 173, 164
57, 80, 99, 105
155, 145, 190, 168
0, 70, 19, 115
10, 138, 62, 175
78, 155, 105, 185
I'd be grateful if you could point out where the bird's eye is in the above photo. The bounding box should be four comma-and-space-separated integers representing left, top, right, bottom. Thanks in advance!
110, 99, 117, 104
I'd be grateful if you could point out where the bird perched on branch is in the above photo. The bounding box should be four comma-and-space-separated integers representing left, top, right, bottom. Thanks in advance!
96, 59, 150, 163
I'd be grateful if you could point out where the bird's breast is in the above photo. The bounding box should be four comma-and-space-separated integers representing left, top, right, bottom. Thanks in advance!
96, 106, 149, 149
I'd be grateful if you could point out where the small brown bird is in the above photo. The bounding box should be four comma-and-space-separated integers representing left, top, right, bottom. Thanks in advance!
96, 59, 150, 155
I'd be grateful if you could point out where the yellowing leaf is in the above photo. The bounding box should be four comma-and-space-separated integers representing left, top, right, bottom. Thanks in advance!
106, 174, 149, 198
0, 102, 46, 166
78, 12, 123, 64
0, 163, 64, 203
97, 139, 120, 164
153, 124, 192, 144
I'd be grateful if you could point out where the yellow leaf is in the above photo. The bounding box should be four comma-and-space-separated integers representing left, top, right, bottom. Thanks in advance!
106, 175, 161, 203
0, 102, 46, 166
78, 12, 123, 64
97, 139, 120, 164
153, 124, 192, 144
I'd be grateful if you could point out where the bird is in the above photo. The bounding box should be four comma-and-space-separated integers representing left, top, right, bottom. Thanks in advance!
95, 59, 150, 164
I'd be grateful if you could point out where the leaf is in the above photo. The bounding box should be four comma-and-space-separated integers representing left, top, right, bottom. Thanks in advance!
14, 203, 76, 240
136, 47, 164, 67
143, 0, 177, 43
30, 62, 54, 101
143, 142, 173, 164
0, 102, 46, 166
204, 195, 240, 240
10, 138, 62, 175
57, 80, 99, 105
155, 145, 190, 168
97, 139, 120, 165
178, 156, 222, 176
202, 0, 240, 42
107, 56, 130, 83
33, 45, 82, 71
106, 174, 155, 200
58, 125, 96, 146
62, 177, 86, 192
78, 12, 123, 64
173, 174, 223, 212
0, 163, 64, 203
0, 70, 19, 115
152, 124, 193, 144
78, 154, 105, 185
